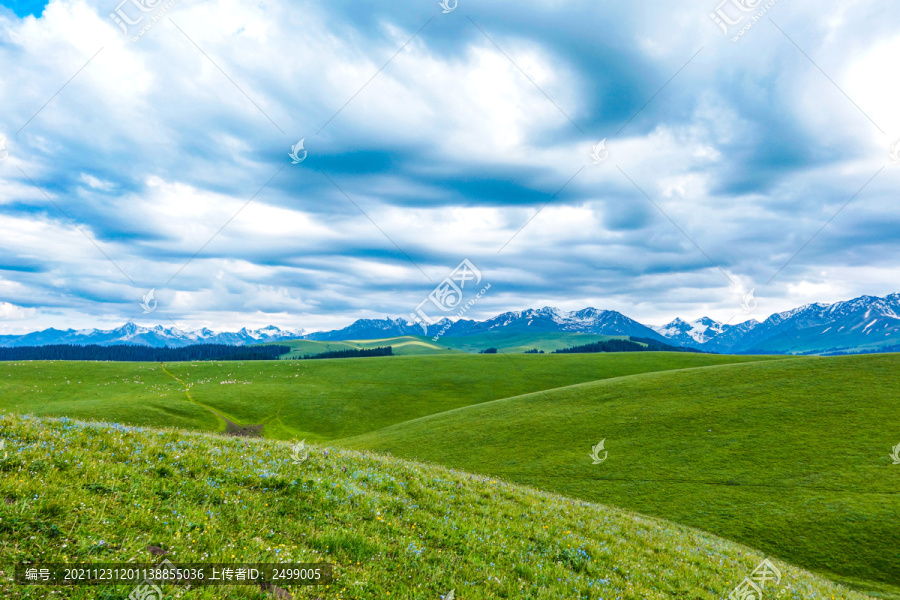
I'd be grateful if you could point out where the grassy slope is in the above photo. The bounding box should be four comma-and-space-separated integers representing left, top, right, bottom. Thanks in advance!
161, 353, 781, 440
0, 414, 874, 599
436, 332, 627, 354
0, 361, 217, 431
274, 336, 463, 358
0, 354, 778, 442
341, 355, 900, 598
272, 332, 635, 357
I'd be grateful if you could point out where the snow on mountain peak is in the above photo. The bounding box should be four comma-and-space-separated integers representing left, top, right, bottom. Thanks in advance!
652, 316, 725, 344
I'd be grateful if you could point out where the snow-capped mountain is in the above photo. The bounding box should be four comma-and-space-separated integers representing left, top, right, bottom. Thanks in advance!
304, 307, 667, 342
306, 294, 900, 355
652, 293, 900, 354
3, 293, 899, 355
456, 307, 665, 338
0, 323, 305, 348
696, 319, 761, 354
303, 317, 431, 340
718, 293, 900, 354
652, 317, 728, 346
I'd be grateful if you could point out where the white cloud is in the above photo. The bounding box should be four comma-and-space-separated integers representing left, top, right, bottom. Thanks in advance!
0, 0, 898, 333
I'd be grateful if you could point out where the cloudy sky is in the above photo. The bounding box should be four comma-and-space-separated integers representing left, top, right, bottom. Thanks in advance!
0, 0, 898, 334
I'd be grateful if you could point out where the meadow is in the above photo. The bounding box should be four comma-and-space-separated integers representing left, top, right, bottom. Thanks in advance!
0, 351, 777, 440
0, 350, 896, 597
343, 354, 900, 598
0, 414, 876, 599
274, 336, 461, 358
273, 332, 644, 357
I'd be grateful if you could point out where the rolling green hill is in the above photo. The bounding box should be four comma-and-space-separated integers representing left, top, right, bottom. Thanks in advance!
272, 336, 463, 358
0, 353, 781, 442
435, 332, 630, 354
270, 332, 651, 357
341, 354, 900, 598
0, 361, 219, 430
0, 414, 875, 599
2, 352, 893, 596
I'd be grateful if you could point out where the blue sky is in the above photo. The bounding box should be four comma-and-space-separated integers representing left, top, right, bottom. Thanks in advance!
0, 0, 898, 333
2, 0, 45, 17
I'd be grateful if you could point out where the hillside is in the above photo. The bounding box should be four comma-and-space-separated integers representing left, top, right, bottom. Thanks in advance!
438, 332, 628, 354
0, 353, 782, 442
272, 336, 461, 358
275, 332, 679, 356
341, 354, 900, 598
0, 414, 874, 599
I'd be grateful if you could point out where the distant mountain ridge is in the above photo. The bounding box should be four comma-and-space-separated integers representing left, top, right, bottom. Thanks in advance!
2, 293, 899, 355
306, 294, 900, 355
303, 307, 665, 342
651, 293, 900, 354
0, 323, 305, 349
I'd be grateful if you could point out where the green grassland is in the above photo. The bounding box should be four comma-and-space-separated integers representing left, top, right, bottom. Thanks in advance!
435, 332, 630, 354
0, 414, 876, 599
1, 352, 896, 597
273, 336, 464, 358
272, 332, 639, 357
0, 353, 780, 442
341, 354, 900, 598
0, 361, 218, 430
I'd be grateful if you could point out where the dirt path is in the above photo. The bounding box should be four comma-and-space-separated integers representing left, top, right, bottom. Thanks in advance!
159, 363, 263, 437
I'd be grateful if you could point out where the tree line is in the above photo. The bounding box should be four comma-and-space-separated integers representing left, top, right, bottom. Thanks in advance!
553, 337, 706, 354
295, 346, 393, 360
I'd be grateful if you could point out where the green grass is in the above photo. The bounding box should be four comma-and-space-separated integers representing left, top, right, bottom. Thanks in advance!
0, 414, 876, 599
340, 354, 900, 598
435, 332, 629, 354
0, 361, 218, 431
0, 353, 781, 442
2, 352, 893, 596
269, 332, 659, 357
272, 336, 463, 358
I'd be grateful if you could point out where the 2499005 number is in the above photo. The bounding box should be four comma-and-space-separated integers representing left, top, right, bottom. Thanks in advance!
271, 568, 321, 580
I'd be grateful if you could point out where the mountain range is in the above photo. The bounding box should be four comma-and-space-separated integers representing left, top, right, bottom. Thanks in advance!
2, 293, 898, 355
302, 307, 663, 341
0, 323, 305, 349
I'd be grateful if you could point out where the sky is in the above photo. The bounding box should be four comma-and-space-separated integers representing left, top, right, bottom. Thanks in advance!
0, 0, 898, 334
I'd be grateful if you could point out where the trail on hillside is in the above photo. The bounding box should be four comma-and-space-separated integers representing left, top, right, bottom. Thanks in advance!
159, 363, 263, 437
